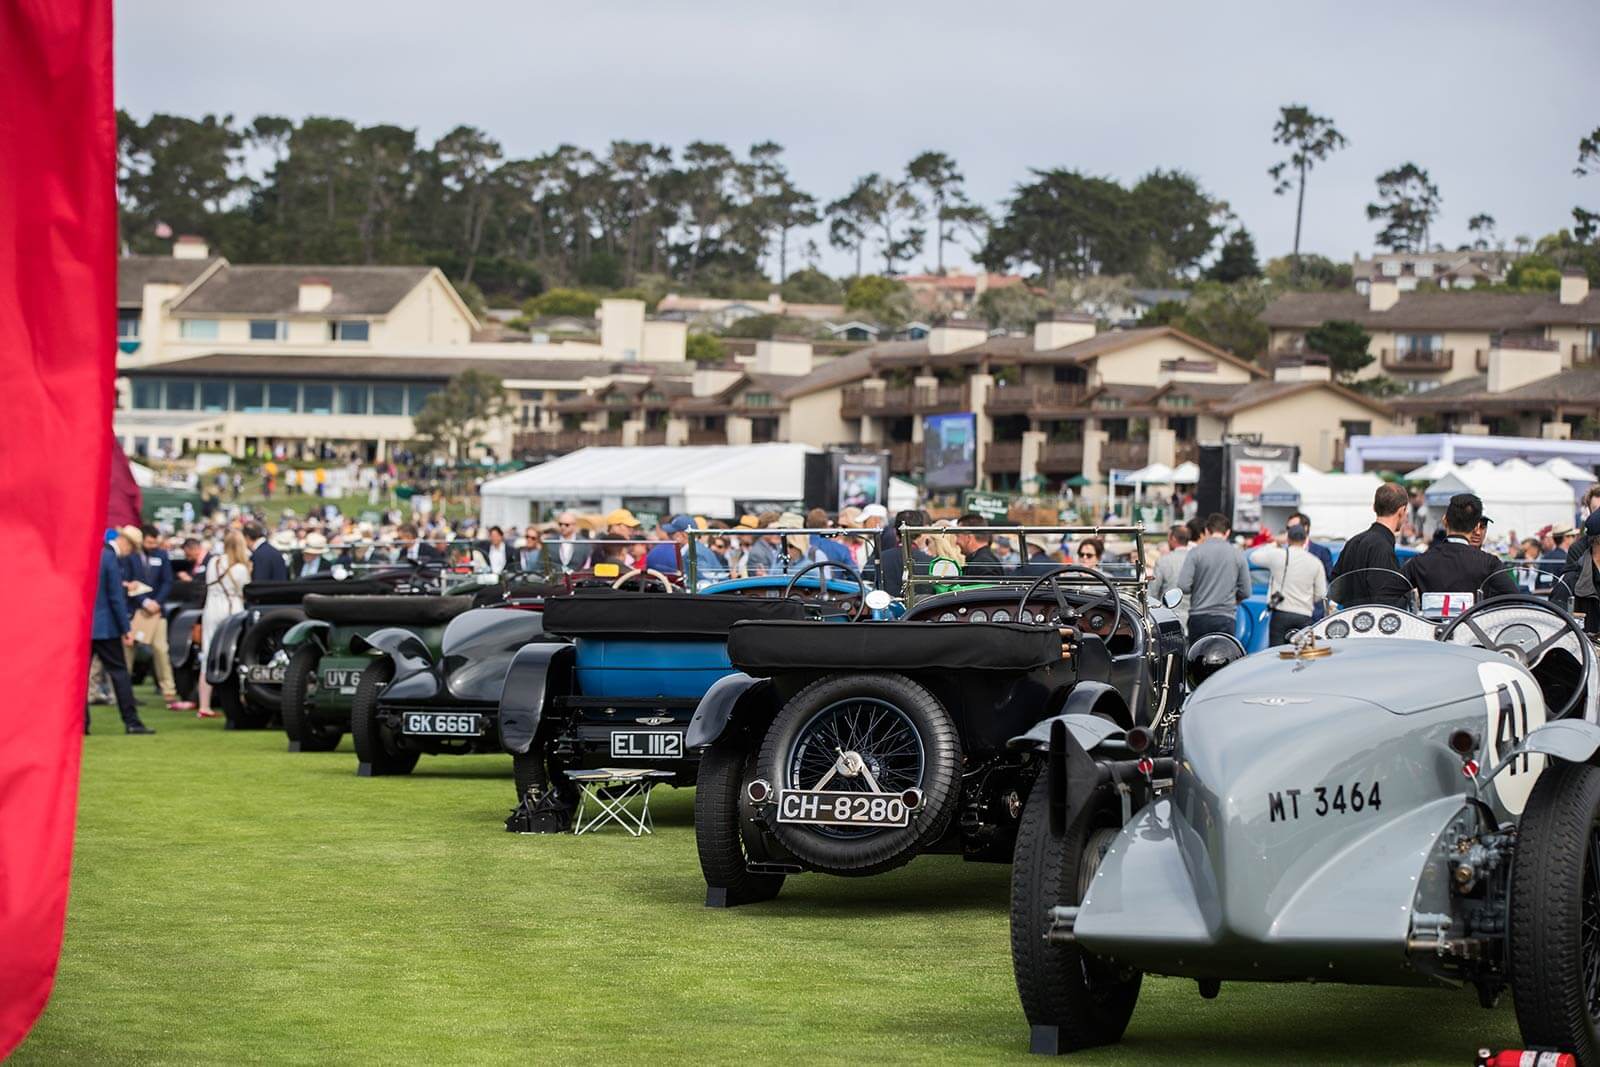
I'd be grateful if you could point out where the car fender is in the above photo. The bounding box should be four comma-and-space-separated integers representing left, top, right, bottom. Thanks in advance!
204, 609, 252, 685
280, 619, 330, 652
1008, 707, 1126, 754
685, 673, 774, 750
168, 606, 204, 666
351, 626, 434, 676
1503, 718, 1600, 766
1008, 682, 1133, 753
498, 643, 574, 755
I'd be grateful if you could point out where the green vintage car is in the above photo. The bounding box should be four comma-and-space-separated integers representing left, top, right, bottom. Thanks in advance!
278, 593, 482, 752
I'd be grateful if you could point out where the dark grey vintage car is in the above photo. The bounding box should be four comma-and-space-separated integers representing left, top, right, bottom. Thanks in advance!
1012, 586, 1600, 1061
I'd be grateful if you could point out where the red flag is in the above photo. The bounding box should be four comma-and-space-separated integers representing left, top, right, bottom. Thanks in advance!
0, 0, 116, 1055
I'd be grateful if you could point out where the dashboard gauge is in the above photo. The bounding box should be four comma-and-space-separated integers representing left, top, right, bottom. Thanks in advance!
939, 611, 958, 622
1018, 610, 1034, 624
1352, 611, 1375, 633
1325, 619, 1350, 639
1495, 622, 1541, 655
1378, 612, 1403, 635
990, 608, 1011, 623
969, 610, 988, 623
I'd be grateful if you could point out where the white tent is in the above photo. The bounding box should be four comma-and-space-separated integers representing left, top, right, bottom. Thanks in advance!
1403, 459, 1459, 482
1259, 470, 1385, 540
1170, 461, 1200, 483
1539, 457, 1597, 487
888, 477, 920, 515
1424, 466, 1574, 539
1498, 457, 1538, 475
479, 444, 822, 528
1124, 462, 1175, 484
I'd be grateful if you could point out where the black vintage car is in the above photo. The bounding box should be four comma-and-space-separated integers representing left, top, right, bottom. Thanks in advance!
686, 535, 1186, 907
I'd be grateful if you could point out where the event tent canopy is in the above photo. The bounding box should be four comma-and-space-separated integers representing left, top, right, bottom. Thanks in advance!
1170, 462, 1199, 483
1540, 457, 1597, 486
1123, 462, 1175, 484
1424, 466, 1574, 539
1403, 459, 1459, 482
1259, 470, 1385, 540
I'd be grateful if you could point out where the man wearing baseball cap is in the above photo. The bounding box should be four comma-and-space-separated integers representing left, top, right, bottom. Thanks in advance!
1402, 492, 1518, 600
643, 514, 726, 578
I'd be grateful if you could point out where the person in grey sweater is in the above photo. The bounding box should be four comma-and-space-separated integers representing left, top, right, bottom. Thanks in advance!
1148, 524, 1192, 626
1178, 513, 1251, 639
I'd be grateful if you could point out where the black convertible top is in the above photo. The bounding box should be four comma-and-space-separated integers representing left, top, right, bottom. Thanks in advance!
728, 620, 1064, 676
244, 577, 393, 606
542, 591, 806, 638
303, 594, 475, 626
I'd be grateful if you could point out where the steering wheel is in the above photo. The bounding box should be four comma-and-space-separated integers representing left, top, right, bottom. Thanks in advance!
781, 558, 868, 621
1018, 564, 1124, 638
1439, 593, 1594, 720
611, 567, 677, 593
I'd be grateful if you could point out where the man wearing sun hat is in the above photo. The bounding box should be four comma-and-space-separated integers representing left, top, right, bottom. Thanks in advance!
605, 507, 642, 539
292, 531, 331, 578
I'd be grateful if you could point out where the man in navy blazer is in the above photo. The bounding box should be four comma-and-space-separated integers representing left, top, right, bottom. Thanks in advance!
89, 533, 154, 734
244, 521, 289, 583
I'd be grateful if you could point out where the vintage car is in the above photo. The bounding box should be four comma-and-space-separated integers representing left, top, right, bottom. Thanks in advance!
1010, 577, 1600, 1060
277, 587, 487, 752
499, 561, 878, 832
685, 526, 1188, 908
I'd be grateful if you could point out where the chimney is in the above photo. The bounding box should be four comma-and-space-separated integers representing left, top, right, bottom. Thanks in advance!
1561, 267, 1591, 306
1273, 353, 1332, 383
1487, 336, 1563, 393
754, 336, 814, 375
297, 277, 333, 312
1033, 310, 1096, 351
1368, 276, 1399, 312
599, 298, 645, 361
173, 234, 209, 260
926, 317, 987, 355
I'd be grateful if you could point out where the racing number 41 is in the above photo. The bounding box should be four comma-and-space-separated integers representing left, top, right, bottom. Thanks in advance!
1267, 782, 1381, 822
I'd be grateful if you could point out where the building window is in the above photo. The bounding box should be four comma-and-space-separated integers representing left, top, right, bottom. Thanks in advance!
200, 381, 229, 412
1398, 333, 1442, 354
249, 319, 286, 341
163, 380, 196, 410
338, 383, 370, 415
179, 319, 219, 341
373, 384, 404, 416
745, 392, 772, 408
330, 320, 370, 342
266, 382, 299, 412
117, 310, 140, 339
1341, 420, 1372, 439
131, 380, 162, 409
233, 381, 264, 411
407, 384, 440, 414
605, 392, 630, 406
303, 384, 334, 415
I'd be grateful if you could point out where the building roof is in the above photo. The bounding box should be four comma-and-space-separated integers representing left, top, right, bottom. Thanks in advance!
170, 264, 435, 316
1207, 379, 1395, 418
123, 352, 697, 383
1261, 289, 1600, 331
898, 273, 1026, 292
1392, 368, 1600, 411
118, 255, 222, 306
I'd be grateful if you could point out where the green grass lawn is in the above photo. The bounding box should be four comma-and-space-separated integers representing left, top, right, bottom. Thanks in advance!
16, 688, 1522, 1065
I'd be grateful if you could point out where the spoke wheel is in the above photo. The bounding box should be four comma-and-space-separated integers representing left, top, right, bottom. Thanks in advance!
786, 698, 926, 840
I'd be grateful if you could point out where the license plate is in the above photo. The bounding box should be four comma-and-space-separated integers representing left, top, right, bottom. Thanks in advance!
242, 664, 285, 684
402, 712, 484, 737
609, 730, 683, 759
322, 668, 361, 693
775, 789, 912, 828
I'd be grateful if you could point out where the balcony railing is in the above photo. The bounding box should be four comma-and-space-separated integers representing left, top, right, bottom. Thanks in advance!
1037, 441, 1084, 472
986, 383, 1088, 413
841, 383, 968, 417
983, 440, 1022, 473
1099, 439, 1149, 473
638, 429, 667, 446
687, 428, 728, 445
514, 430, 622, 453
1381, 348, 1453, 372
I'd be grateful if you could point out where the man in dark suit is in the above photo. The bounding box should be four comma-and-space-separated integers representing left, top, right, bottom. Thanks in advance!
1330, 484, 1410, 608
89, 533, 154, 735
118, 524, 187, 708
244, 521, 289, 583
953, 512, 1004, 577
543, 511, 593, 573
874, 509, 931, 597
1404, 493, 1519, 601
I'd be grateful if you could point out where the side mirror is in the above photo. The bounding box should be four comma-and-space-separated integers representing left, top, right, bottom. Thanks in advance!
1162, 587, 1182, 609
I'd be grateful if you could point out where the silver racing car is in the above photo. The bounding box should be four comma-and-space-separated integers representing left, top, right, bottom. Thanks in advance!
1011, 571, 1600, 1062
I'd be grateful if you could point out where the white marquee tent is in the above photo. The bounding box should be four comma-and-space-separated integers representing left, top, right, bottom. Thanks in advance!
479, 444, 921, 528
1424, 465, 1574, 539
1259, 470, 1385, 540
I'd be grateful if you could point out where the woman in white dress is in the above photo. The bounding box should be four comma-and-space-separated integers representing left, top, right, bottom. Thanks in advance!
197, 530, 252, 720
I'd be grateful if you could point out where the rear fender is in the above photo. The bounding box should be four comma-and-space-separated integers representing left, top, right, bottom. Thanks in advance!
281, 619, 331, 652
350, 627, 434, 677
685, 673, 774, 750
168, 607, 204, 666
1046, 718, 1102, 838
498, 643, 574, 755
204, 609, 252, 685
1007, 682, 1134, 752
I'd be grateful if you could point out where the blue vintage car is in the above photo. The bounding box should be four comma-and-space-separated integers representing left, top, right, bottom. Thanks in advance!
498, 566, 879, 832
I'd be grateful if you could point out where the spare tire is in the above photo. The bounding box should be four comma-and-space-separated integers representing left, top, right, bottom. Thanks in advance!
756, 672, 960, 877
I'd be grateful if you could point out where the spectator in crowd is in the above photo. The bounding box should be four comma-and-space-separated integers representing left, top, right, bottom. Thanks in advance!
1075, 538, 1105, 571
244, 521, 288, 582
291, 532, 331, 577
875, 509, 931, 596
1022, 536, 1062, 575
197, 531, 252, 720
1178, 513, 1251, 639
645, 515, 725, 578
118, 524, 190, 710
1541, 526, 1575, 576
89, 529, 154, 735
1407, 488, 1429, 536
1582, 484, 1600, 524
744, 524, 787, 577
174, 536, 208, 585
1148, 524, 1192, 627
517, 527, 542, 572
1249, 523, 1328, 645
394, 523, 440, 564
991, 534, 1020, 572
954, 513, 1003, 577
1404, 493, 1519, 601
480, 526, 510, 574
1288, 511, 1333, 579
545, 511, 593, 573
1331, 483, 1410, 608
804, 507, 853, 567
605, 508, 642, 539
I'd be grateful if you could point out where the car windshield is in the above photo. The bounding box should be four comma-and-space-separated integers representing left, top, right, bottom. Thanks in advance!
896, 524, 1147, 609
683, 526, 884, 590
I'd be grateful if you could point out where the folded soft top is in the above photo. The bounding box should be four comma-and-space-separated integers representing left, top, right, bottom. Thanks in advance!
542, 591, 807, 638
728, 620, 1063, 676
303, 594, 475, 626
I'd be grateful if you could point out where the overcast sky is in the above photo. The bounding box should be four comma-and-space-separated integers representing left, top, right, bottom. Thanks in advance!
116, 1, 1599, 278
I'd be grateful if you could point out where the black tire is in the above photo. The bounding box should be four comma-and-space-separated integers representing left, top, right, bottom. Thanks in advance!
172, 661, 199, 704
1510, 759, 1600, 1063
280, 645, 339, 752
350, 659, 416, 776
756, 672, 960, 877
1010, 770, 1141, 1055
238, 608, 304, 709
218, 679, 273, 730
695, 744, 785, 907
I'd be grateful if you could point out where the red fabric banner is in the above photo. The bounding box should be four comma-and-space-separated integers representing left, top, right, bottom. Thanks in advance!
0, 0, 116, 1055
